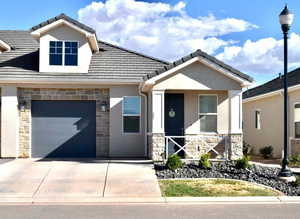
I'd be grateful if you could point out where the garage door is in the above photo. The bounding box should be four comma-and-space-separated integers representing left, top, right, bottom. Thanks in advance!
32, 100, 96, 158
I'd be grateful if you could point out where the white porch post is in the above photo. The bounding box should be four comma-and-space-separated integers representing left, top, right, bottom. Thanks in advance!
228, 90, 243, 159
152, 90, 165, 133
151, 90, 165, 161
1, 86, 19, 158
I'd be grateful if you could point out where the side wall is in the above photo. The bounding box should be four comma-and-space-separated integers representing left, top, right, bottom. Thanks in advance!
243, 94, 283, 158
109, 86, 146, 157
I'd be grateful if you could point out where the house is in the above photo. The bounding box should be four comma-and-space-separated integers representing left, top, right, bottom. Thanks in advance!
0, 14, 253, 160
243, 68, 300, 158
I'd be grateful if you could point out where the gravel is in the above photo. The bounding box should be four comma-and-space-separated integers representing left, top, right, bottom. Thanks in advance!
155, 161, 300, 196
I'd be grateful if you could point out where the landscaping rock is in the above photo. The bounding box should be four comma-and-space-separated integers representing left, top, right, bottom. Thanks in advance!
155, 161, 300, 196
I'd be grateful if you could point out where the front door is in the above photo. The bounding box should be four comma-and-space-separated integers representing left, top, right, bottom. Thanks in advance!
165, 93, 184, 157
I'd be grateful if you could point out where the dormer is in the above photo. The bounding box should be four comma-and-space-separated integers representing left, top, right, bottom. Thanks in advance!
30, 14, 99, 73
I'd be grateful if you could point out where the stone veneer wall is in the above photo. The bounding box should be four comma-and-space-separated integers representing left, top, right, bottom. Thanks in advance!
151, 133, 243, 161
18, 88, 109, 158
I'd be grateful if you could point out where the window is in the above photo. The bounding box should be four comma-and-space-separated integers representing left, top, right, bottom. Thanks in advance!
49, 41, 78, 66
49, 41, 63, 65
123, 96, 141, 133
295, 104, 300, 138
255, 110, 261, 130
199, 95, 217, 132
65, 41, 78, 66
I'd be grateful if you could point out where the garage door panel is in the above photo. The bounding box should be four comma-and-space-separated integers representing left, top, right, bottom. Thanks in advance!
31, 101, 96, 158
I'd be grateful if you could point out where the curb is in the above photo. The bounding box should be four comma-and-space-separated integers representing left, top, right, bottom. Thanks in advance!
1, 196, 300, 205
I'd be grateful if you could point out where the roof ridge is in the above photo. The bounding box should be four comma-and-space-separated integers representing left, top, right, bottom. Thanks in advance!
98, 40, 169, 65
30, 13, 96, 34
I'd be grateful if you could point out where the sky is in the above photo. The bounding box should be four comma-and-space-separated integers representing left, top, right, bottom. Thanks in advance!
1, 0, 300, 86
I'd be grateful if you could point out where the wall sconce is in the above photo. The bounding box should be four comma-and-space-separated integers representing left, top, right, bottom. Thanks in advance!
18, 100, 27, 112
100, 101, 108, 112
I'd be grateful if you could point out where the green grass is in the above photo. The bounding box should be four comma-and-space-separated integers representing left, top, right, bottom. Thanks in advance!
159, 179, 282, 197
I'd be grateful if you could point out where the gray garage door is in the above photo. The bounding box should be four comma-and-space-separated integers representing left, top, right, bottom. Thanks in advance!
32, 100, 96, 158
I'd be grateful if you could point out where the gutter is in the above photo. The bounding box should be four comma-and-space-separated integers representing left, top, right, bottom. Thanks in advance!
138, 83, 148, 158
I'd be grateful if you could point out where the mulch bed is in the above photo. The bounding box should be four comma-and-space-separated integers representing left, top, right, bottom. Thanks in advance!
155, 161, 300, 196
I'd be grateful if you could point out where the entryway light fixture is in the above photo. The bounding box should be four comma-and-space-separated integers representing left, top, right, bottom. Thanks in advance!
18, 100, 27, 112
100, 101, 108, 112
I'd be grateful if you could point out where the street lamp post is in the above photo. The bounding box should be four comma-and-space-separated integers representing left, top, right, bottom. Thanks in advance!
278, 5, 294, 180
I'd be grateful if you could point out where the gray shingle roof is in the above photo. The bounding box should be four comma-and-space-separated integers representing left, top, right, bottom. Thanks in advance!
243, 68, 300, 99
144, 49, 253, 83
0, 30, 168, 82
31, 13, 96, 34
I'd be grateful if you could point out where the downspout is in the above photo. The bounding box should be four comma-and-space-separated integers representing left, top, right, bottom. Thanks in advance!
138, 83, 148, 158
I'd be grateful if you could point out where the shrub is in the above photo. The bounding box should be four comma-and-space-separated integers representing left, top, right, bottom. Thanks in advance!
235, 155, 252, 169
199, 153, 211, 169
259, 146, 274, 159
166, 154, 183, 170
243, 141, 252, 155
290, 155, 300, 167
292, 176, 300, 187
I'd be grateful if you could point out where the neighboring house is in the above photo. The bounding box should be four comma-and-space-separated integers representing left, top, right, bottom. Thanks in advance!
243, 68, 300, 158
0, 14, 253, 160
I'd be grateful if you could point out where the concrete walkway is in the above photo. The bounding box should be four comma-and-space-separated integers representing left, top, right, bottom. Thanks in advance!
0, 159, 161, 202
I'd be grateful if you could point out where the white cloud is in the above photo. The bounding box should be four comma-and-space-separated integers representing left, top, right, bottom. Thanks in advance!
216, 33, 300, 75
78, 0, 256, 61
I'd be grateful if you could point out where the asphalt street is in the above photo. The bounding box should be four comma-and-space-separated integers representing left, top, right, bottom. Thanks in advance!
0, 203, 299, 219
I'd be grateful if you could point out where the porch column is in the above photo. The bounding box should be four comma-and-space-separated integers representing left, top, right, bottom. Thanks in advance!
228, 90, 243, 159
151, 90, 165, 161
1, 86, 19, 157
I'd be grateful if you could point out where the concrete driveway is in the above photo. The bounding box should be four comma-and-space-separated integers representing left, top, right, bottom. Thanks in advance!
0, 159, 161, 201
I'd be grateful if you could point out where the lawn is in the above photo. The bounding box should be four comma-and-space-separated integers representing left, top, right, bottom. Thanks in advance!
159, 179, 282, 197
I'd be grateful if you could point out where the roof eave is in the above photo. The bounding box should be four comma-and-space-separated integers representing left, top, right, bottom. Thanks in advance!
142, 56, 253, 91
30, 19, 99, 52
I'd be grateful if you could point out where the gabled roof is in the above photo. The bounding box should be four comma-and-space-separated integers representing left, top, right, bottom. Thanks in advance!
243, 68, 300, 100
144, 49, 253, 83
31, 13, 95, 34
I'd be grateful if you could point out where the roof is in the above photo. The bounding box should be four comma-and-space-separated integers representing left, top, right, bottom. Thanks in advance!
144, 49, 253, 83
31, 13, 96, 34
0, 30, 167, 82
243, 68, 300, 99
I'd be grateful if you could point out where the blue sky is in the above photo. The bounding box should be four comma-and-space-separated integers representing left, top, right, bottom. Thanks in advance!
1, 0, 300, 86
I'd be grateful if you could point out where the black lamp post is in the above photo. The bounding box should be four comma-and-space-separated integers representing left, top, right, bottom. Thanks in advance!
278, 5, 294, 178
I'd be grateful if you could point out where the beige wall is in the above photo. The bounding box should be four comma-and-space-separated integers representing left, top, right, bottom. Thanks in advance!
39, 24, 92, 73
243, 89, 300, 158
109, 85, 146, 157
243, 94, 284, 157
153, 62, 241, 91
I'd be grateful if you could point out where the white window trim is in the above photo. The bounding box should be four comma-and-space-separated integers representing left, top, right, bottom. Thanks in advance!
122, 96, 142, 135
198, 94, 218, 134
49, 40, 79, 66
255, 109, 261, 130
294, 102, 300, 139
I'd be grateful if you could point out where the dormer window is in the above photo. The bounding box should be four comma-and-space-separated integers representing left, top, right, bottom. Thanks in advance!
49, 41, 63, 65
65, 42, 78, 66
49, 41, 78, 66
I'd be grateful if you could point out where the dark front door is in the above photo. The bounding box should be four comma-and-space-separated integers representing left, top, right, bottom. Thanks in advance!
165, 93, 184, 157
31, 100, 96, 158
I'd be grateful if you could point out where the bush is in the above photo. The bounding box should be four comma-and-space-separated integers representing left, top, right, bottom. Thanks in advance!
166, 154, 183, 170
243, 141, 252, 155
259, 146, 274, 159
199, 153, 211, 169
290, 155, 300, 167
292, 176, 300, 187
235, 155, 252, 169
